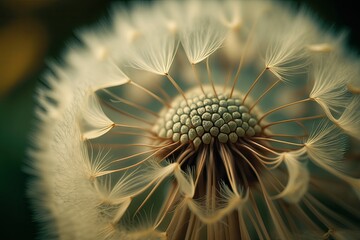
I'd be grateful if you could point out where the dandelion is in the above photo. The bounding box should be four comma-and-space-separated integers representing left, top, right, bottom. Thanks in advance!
29, 0, 360, 239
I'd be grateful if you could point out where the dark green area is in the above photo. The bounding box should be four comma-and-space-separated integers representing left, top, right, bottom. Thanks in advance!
0, 0, 358, 239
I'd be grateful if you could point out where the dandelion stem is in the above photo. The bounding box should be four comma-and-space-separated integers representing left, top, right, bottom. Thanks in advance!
250, 79, 281, 111
259, 98, 312, 122
165, 73, 188, 102
111, 148, 158, 163
230, 20, 257, 98
266, 133, 308, 139
194, 147, 207, 186
93, 143, 170, 149
110, 131, 161, 140
233, 147, 291, 239
307, 194, 356, 228
192, 63, 205, 94
134, 176, 167, 216
102, 100, 154, 125
243, 139, 281, 156
114, 123, 152, 132
223, 66, 233, 93
242, 68, 267, 105
178, 147, 196, 166
239, 144, 279, 161
303, 197, 333, 230
219, 145, 239, 194
102, 89, 160, 117
158, 87, 172, 102
262, 114, 325, 129
206, 57, 218, 97
187, 213, 198, 240
111, 142, 179, 167
245, 207, 267, 240
130, 81, 170, 108
251, 152, 283, 170
154, 183, 179, 228
251, 137, 304, 147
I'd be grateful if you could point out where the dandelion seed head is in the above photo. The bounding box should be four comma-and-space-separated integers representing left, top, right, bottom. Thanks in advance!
29, 0, 360, 239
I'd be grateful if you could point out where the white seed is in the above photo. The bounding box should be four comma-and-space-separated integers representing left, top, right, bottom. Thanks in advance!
205, 105, 213, 113
190, 103, 197, 110
215, 118, 225, 127
203, 98, 212, 105
235, 119, 243, 126
211, 104, 219, 112
220, 124, 230, 134
191, 115, 201, 127
196, 126, 205, 136
242, 113, 251, 122
248, 118, 257, 127
227, 99, 235, 105
196, 101, 204, 107
236, 127, 245, 137
218, 133, 228, 143
180, 114, 188, 124
188, 128, 197, 140
239, 106, 249, 113
172, 133, 180, 142
228, 121, 237, 131
190, 109, 198, 117
183, 106, 191, 114
202, 133, 212, 144
180, 125, 189, 134
193, 137, 202, 149
172, 114, 180, 123
246, 127, 255, 137
165, 120, 173, 130
166, 129, 173, 138
177, 108, 184, 115
173, 122, 181, 132
202, 112, 212, 121
212, 98, 219, 104
254, 125, 262, 133
197, 107, 206, 115
218, 106, 227, 115
229, 132, 238, 143
210, 126, 219, 136
211, 113, 221, 122
180, 134, 189, 143
227, 105, 238, 113
232, 112, 241, 119
203, 120, 213, 132
223, 112, 232, 123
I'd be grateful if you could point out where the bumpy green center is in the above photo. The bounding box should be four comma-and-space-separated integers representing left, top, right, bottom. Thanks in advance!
154, 93, 262, 148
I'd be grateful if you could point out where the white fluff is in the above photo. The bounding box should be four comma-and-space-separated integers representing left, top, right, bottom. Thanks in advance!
128, 32, 179, 75
81, 93, 114, 140
275, 152, 309, 203
263, 10, 313, 80
335, 96, 360, 139
179, 1, 228, 64
304, 121, 347, 171
310, 53, 353, 117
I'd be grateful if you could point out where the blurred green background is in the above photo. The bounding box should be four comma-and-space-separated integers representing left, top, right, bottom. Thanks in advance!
0, 0, 358, 239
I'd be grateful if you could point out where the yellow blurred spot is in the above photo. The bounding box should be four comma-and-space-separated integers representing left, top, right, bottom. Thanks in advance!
0, 19, 48, 97
347, 83, 360, 94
